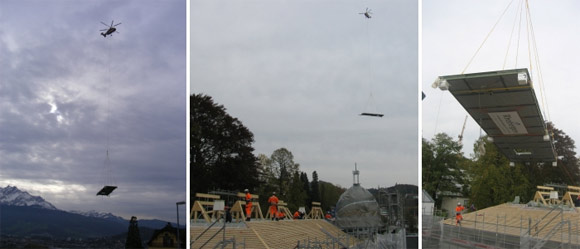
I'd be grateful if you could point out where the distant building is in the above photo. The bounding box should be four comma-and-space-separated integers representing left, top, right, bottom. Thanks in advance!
422, 190, 435, 215
377, 184, 418, 233
334, 165, 383, 231
147, 223, 185, 249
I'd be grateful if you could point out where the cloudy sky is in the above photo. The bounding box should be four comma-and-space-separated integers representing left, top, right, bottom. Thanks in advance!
423, 1, 580, 157
0, 0, 186, 223
191, 0, 418, 189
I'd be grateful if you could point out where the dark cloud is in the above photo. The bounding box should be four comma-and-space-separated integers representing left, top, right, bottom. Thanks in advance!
0, 0, 185, 222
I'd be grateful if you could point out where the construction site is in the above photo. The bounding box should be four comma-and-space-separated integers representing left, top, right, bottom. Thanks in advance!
423, 185, 580, 249
191, 168, 414, 249
422, 1, 580, 248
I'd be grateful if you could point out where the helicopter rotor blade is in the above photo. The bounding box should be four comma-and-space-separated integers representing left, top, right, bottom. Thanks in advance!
114, 22, 122, 27
100, 29, 108, 31
110, 20, 114, 27
100, 21, 109, 27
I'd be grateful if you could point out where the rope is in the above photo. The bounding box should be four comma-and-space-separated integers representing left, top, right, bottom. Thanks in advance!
102, 34, 116, 189
363, 11, 379, 114
503, 0, 522, 70
525, 1, 532, 74
514, 0, 524, 69
462, 0, 515, 74
433, 91, 444, 136
525, 1, 551, 122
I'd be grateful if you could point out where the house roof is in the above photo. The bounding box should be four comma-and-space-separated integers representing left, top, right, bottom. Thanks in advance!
422, 190, 434, 203
147, 223, 186, 246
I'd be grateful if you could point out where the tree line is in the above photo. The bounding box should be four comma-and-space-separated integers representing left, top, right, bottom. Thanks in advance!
423, 123, 580, 211
191, 94, 345, 213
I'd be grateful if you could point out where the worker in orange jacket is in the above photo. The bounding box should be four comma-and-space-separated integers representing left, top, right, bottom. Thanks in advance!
455, 202, 465, 226
293, 210, 300, 219
268, 192, 279, 220
244, 189, 252, 221
276, 210, 285, 220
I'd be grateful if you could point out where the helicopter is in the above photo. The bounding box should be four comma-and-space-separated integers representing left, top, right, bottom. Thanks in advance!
100, 20, 121, 37
359, 8, 372, 19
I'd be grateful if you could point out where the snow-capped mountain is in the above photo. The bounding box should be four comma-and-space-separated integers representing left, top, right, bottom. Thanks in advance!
69, 210, 126, 223
0, 185, 58, 210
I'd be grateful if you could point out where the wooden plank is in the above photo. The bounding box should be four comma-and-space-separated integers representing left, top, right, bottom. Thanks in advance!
536, 186, 554, 191
195, 193, 220, 199
311, 201, 321, 206
237, 192, 260, 199
197, 201, 215, 206
568, 186, 580, 191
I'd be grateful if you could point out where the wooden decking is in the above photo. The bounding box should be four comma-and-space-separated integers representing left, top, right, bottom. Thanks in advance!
442, 203, 580, 243
192, 219, 353, 249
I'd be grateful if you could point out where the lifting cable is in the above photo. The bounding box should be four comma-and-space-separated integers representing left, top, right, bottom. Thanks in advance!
461, 0, 551, 125
358, 5, 382, 117
99, 31, 117, 196
525, 1, 551, 122
502, 0, 523, 70
461, 0, 515, 74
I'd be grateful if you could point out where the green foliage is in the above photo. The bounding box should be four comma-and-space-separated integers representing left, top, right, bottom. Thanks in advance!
257, 148, 300, 198
311, 171, 320, 204
190, 94, 259, 199
287, 172, 308, 211
467, 123, 579, 209
319, 181, 346, 212
468, 137, 531, 209
422, 133, 465, 207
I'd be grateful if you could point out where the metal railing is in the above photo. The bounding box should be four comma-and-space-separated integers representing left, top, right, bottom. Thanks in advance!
422, 206, 580, 249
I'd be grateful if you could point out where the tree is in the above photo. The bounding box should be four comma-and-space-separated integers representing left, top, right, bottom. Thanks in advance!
319, 181, 345, 212
287, 171, 308, 211
125, 216, 143, 249
468, 137, 531, 209
190, 94, 259, 199
311, 171, 320, 204
422, 133, 465, 207
300, 172, 311, 208
542, 122, 580, 185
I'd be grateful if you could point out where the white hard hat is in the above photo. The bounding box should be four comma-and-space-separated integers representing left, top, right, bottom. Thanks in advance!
244, 189, 249, 192
458, 202, 461, 205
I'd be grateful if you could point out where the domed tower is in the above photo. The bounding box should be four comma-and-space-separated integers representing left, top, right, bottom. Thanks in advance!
334, 164, 383, 230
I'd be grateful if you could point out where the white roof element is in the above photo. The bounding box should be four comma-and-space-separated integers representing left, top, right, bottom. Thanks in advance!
436, 68, 556, 163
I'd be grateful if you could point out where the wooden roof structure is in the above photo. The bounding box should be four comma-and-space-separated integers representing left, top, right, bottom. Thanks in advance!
192, 219, 354, 249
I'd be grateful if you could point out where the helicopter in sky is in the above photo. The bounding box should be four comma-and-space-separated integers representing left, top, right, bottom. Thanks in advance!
100, 20, 121, 37
359, 8, 372, 19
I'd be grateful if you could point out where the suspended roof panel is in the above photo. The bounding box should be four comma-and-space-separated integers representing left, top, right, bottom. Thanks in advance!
97, 185, 117, 196
436, 68, 556, 163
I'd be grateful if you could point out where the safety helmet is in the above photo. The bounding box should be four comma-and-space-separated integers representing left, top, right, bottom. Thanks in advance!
244, 189, 249, 192
458, 202, 461, 205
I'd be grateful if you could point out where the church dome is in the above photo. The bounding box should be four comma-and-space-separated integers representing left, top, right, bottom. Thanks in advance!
335, 184, 382, 229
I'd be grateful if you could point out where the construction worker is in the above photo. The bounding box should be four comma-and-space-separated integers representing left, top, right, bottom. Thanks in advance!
455, 202, 465, 226
276, 210, 285, 220
293, 210, 300, 219
325, 211, 332, 220
244, 189, 252, 221
268, 192, 279, 220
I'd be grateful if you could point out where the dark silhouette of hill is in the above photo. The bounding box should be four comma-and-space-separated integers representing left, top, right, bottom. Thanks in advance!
0, 205, 183, 239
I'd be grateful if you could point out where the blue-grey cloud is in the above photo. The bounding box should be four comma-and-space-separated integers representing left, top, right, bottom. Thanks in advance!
0, 0, 186, 223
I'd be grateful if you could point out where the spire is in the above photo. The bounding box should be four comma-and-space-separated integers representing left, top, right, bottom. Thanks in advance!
353, 163, 360, 186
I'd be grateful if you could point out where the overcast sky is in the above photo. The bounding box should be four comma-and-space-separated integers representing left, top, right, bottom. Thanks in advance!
423, 1, 580, 157
0, 0, 186, 223
191, 0, 418, 190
